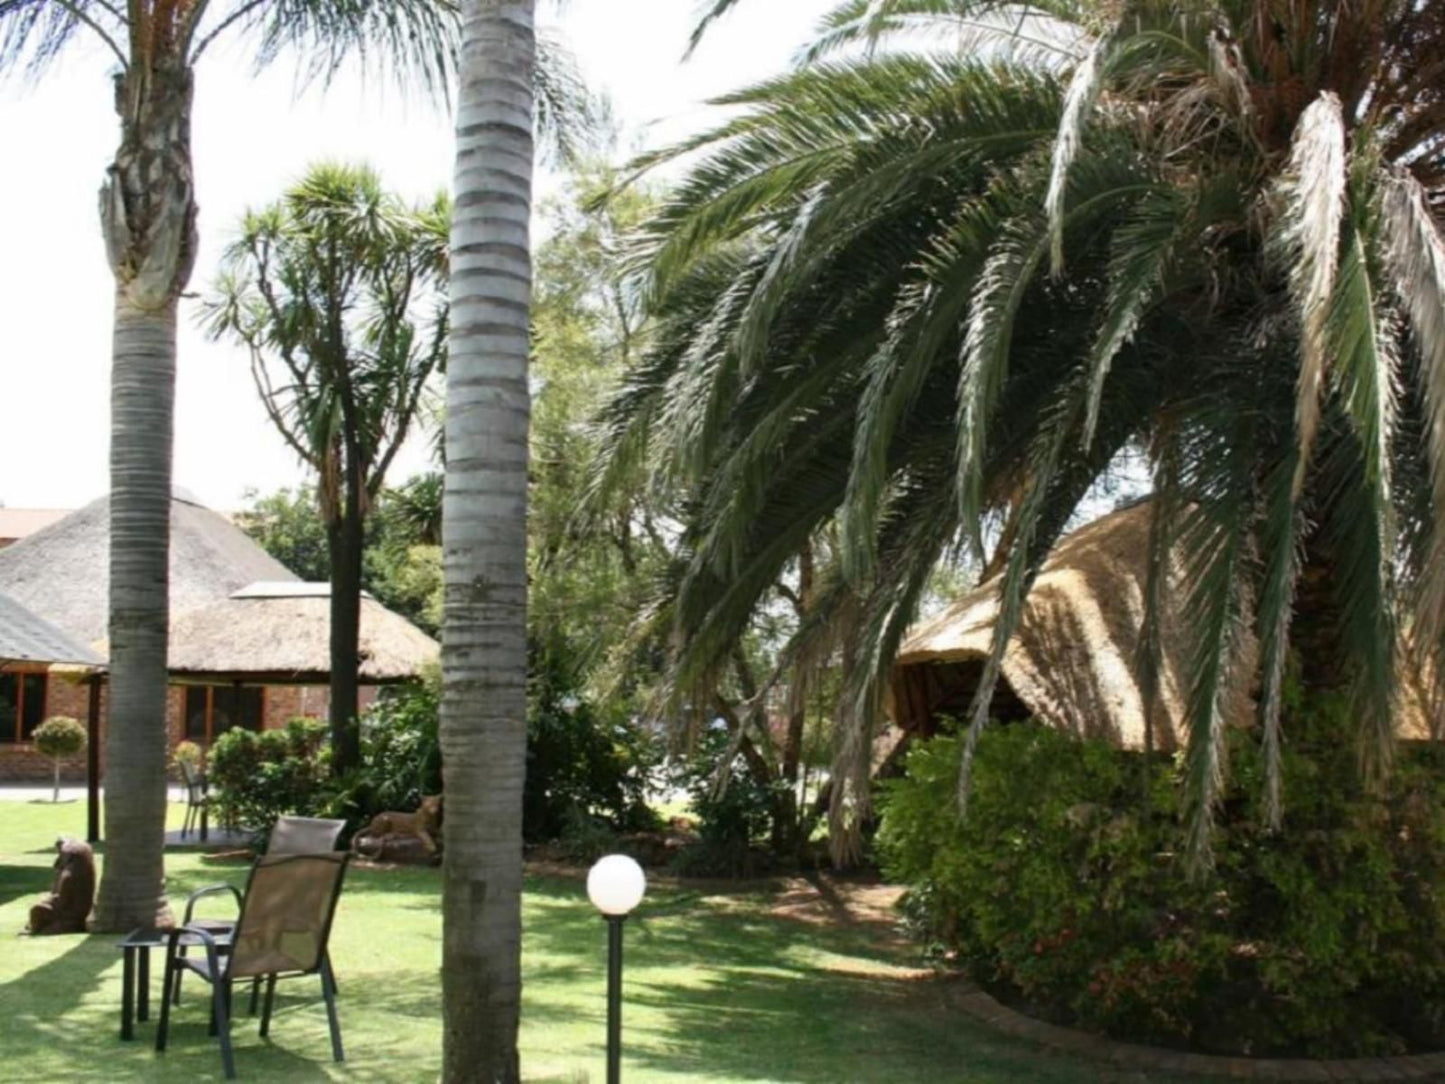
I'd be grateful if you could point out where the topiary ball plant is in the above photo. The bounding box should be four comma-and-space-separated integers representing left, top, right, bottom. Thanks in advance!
32, 716, 86, 803
172, 740, 203, 777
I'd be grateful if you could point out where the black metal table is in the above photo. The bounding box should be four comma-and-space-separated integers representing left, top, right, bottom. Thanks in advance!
118, 927, 220, 1040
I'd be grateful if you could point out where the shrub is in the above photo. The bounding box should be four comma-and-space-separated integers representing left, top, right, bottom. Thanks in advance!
322, 677, 442, 831
523, 659, 660, 843
172, 740, 203, 775
879, 718, 1445, 1057
32, 716, 86, 802
209, 718, 329, 842
668, 728, 778, 878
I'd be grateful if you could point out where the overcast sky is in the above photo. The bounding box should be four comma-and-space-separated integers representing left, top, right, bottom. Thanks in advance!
0, 0, 835, 511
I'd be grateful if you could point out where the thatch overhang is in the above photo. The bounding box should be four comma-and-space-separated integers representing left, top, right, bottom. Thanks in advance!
154, 584, 439, 685
0, 591, 104, 667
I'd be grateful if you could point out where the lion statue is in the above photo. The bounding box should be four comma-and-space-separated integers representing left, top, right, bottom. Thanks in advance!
352, 794, 443, 862
27, 837, 95, 935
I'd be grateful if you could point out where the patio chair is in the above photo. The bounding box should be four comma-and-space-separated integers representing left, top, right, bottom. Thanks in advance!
178, 759, 211, 841
155, 851, 350, 1080
177, 815, 347, 1010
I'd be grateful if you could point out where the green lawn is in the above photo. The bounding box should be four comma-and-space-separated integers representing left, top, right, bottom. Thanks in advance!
0, 800, 1198, 1082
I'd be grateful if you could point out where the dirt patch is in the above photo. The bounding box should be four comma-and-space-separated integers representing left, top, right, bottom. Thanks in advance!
766, 873, 905, 928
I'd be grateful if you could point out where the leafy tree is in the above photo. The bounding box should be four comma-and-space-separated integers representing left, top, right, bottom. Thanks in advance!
0, 0, 455, 932
234, 487, 332, 583
598, 0, 1445, 868
440, 0, 535, 1077
32, 716, 85, 803
205, 163, 449, 775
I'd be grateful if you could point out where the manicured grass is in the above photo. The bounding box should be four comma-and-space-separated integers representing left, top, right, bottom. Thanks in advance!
0, 800, 1210, 1082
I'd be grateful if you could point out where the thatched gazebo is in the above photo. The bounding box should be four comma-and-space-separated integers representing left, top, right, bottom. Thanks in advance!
891, 499, 1439, 748
891, 501, 1219, 752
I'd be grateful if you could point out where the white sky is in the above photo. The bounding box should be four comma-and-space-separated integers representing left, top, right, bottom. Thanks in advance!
0, 0, 834, 511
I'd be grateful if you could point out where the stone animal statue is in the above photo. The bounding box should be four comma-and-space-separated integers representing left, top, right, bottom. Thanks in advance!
27, 837, 96, 935
352, 794, 443, 860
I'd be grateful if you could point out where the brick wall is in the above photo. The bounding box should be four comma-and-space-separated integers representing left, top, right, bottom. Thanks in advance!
0, 673, 379, 783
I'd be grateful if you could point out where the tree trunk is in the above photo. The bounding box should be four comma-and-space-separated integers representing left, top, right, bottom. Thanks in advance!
773, 542, 814, 858
52, 760, 60, 804
327, 456, 365, 775
91, 57, 196, 933
440, 2, 535, 1080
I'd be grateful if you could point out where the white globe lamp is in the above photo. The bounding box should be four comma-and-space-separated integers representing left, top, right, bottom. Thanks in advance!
587, 854, 646, 917
587, 854, 646, 1084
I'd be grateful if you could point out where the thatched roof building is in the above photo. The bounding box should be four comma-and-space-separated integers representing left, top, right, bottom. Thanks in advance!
0, 490, 437, 683
891, 500, 1439, 748
0, 489, 295, 648
892, 501, 1213, 752
0, 591, 103, 666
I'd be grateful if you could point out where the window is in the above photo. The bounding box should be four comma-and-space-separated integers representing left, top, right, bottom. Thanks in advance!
183, 686, 264, 745
0, 671, 48, 743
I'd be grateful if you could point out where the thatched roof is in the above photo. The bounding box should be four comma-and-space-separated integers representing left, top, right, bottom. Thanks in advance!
892, 500, 1440, 748
892, 501, 1224, 752
155, 584, 439, 684
0, 489, 297, 647
0, 491, 437, 685
0, 591, 104, 666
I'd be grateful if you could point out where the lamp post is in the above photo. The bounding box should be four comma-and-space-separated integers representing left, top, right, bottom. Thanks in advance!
587, 854, 646, 1084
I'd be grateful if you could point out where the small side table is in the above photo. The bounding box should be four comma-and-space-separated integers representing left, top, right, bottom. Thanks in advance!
118, 928, 213, 1040
119, 929, 167, 1040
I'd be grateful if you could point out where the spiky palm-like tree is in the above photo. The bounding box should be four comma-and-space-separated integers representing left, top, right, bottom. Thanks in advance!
441, 0, 533, 1077
204, 163, 450, 774
600, 0, 1445, 868
0, 0, 455, 930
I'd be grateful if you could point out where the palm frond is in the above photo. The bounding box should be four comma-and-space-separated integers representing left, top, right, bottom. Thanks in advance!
1272, 91, 1348, 498
1377, 167, 1445, 656
1044, 33, 1106, 274
204, 0, 458, 98
0, 0, 126, 76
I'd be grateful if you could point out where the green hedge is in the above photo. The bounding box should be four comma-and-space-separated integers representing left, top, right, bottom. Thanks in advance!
879, 721, 1445, 1057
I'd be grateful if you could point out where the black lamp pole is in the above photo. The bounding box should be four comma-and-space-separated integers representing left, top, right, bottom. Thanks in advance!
605, 914, 625, 1084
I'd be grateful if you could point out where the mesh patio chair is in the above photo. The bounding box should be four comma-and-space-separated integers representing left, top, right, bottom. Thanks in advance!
178, 815, 347, 1011
155, 851, 350, 1080
178, 759, 211, 841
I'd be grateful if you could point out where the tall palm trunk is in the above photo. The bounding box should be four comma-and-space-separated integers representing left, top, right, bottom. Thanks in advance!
328, 403, 367, 774
91, 58, 197, 931
440, 1, 535, 1079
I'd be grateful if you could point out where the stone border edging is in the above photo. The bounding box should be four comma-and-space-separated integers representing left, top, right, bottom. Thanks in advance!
942, 979, 1445, 1081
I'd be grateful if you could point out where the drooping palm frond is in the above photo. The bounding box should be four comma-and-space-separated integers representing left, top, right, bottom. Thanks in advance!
194, 0, 458, 94
600, 0, 1445, 870
0, 0, 126, 75
1378, 168, 1445, 659
1272, 92, 1348, 496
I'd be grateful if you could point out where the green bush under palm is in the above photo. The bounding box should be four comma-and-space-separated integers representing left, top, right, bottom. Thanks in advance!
880, 715, 1445, 1056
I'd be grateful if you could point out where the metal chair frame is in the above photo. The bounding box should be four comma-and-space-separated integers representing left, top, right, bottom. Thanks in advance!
175, 816, 347, 1012
155, 852, 349, 1080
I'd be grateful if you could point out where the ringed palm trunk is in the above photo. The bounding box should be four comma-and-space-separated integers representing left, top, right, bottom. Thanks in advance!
91, 59, 197, 932
440, 1, 535, 1079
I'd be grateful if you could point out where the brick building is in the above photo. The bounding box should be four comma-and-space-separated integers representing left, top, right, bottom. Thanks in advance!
0, 490, 438, 783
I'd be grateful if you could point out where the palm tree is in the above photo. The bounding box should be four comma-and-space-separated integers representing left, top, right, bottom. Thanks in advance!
440, 0, 534, 1077
598, 0, 1445, 869
0, 0, 454, 931
204, 163, 450, 774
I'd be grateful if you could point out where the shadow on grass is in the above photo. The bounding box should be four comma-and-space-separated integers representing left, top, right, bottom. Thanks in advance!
0, 863, 53, 908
